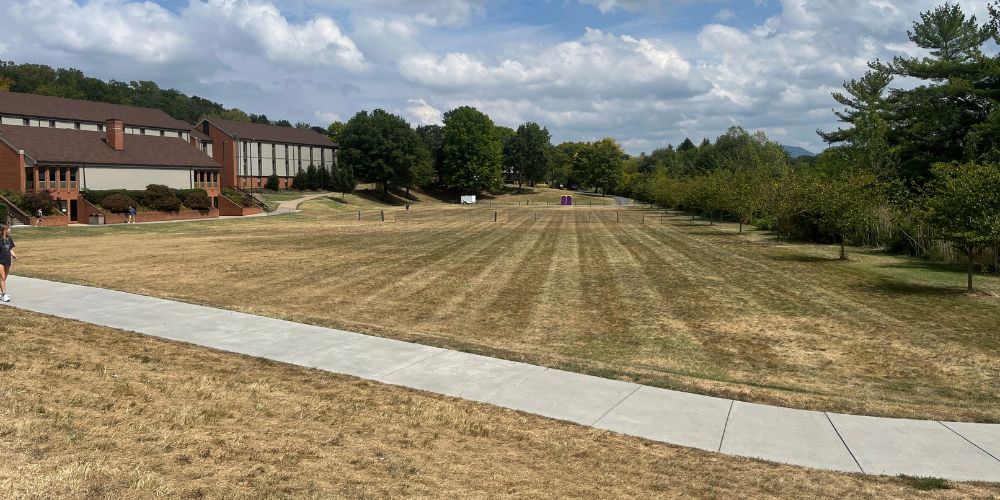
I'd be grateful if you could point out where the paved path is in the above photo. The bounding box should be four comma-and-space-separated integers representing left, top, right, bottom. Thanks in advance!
271, 192, 331, 214
4, 275, 1000, 482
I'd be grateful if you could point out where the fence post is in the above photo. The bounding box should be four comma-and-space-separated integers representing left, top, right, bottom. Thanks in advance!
380, 210, 384, 222
494, 210, 497, 223
358, 210, 361, 221
642, 213, 645, 224
617, 211, 619, 223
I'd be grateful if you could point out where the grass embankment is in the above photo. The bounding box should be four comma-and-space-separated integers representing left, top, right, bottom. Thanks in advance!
2, 307, 996, 498
10, 203, 1000, 422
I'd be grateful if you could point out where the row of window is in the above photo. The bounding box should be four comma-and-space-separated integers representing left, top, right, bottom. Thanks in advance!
0, 116, 188, 139
25, 167, 78, 191
238, 141, 335, 178
193, 170, 219, 190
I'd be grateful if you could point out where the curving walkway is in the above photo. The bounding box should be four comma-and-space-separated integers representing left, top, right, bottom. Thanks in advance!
3, 275, 999, 482
270, 192, 331, 214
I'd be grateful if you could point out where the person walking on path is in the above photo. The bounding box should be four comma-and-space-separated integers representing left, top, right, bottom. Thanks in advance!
127, 206, 137, 224
0, 225, 17, 302
34, 208, 42, 227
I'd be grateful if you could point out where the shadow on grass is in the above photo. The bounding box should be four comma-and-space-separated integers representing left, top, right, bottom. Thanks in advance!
353, 189, 412, 206
863, 279, 962, 296
768, 253, 842, 264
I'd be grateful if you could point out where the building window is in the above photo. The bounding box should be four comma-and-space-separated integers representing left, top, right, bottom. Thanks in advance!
160, 130, 165, 137
22, 118, 29, 126
140, 128, 146, 135
25, 167, 32, 191
59, 168, 67, 188
49, 120, 55, 128
98, 124, 104, 132
69, 168, 77, 189
74, 122, 81, 130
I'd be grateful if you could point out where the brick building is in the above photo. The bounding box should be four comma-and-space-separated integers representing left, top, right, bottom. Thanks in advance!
195, 118, 337, 190
0, 120, 220, 221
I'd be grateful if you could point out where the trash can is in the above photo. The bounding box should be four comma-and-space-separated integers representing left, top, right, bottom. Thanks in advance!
97, 213, 105, 225
88, 213, 105, 225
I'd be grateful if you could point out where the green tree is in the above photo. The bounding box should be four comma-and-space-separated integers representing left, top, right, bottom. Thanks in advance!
416, 125, 445, 184
327, 121, 346, 143
875, 3, 996, 180
805, 168, 884, 260
339, 109, 426, 198
924, 161, 1000, 290
265, 173, 280, 191
305, 164, 319, 191
504, 122, 552, 189
292, 167, 306, 191
573, 138, 625, 196
317, 165, 331, 191
441, 106, 503, 193
818, 70, 896, 176
331, 163, 357, 199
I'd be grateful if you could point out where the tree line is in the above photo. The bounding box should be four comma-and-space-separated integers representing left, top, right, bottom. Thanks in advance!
0, 61, 325, 132
614, 2, 1000, 290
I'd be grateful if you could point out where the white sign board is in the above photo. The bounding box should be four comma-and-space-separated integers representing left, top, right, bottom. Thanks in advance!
461, 195, 477, 204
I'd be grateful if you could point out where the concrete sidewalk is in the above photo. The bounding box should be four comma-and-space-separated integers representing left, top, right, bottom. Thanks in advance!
3, 275, 999, 482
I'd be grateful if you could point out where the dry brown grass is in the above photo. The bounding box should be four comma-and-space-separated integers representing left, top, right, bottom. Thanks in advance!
2, 307, 998, 498
10, 204, 1000, 422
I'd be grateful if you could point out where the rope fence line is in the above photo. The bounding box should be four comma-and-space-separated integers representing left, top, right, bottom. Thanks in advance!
314, 206, 675, 225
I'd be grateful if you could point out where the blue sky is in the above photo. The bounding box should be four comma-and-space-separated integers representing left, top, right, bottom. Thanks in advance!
1, 1, 992, 154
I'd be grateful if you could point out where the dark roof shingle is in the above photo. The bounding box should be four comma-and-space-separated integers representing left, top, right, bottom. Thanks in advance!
0, 92, 193, 131
205, 118, 336, 147
0, 126, 219, 169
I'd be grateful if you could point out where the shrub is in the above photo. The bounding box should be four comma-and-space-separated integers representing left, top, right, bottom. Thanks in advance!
221, 188, 255, 208
292, 168, 306, 191
82, 189, 143, 207
102, 193, 137, 213
266, 173, 280, 191
145, 184, 181, 212
184, 190, 212, 210
22, 191, 56, 215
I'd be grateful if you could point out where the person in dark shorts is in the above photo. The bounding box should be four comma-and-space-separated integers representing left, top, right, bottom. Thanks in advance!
127, 206, 137, 224
0, 224, 17, 302
34, 208, 42, 227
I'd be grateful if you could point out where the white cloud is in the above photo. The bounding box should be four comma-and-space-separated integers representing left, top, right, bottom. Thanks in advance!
715, 8, 736, 22
399, 28, 707, 100
5, 0, 366, 71
577, 0, 664, 14
405, 98, 443, 126
314, 111, 341, 124
8, 0, 190, 64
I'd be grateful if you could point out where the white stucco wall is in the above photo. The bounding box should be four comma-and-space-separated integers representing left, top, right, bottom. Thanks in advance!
81, 166, 193, 190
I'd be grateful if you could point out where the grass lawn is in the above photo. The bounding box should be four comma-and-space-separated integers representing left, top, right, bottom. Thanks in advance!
2, 307, 996, 498
9, 204, 1000, 422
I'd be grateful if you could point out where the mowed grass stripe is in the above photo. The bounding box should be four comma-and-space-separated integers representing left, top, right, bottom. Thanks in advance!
9, 204, 1000, 422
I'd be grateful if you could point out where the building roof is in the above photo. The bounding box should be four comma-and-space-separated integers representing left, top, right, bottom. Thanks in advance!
189, 128, 211, 141
0, 125, 219, 169
203, 118, 336, 147
0, 92, 193, 131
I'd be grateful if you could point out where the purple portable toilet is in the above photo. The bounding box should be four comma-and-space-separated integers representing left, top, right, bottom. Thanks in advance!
566, 195, 572, 206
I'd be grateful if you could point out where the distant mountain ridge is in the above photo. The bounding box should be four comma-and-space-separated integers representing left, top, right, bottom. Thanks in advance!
782, 145, 816, 158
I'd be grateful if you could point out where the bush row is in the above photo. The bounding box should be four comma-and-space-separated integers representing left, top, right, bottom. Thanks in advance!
82, 185, 212, 213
